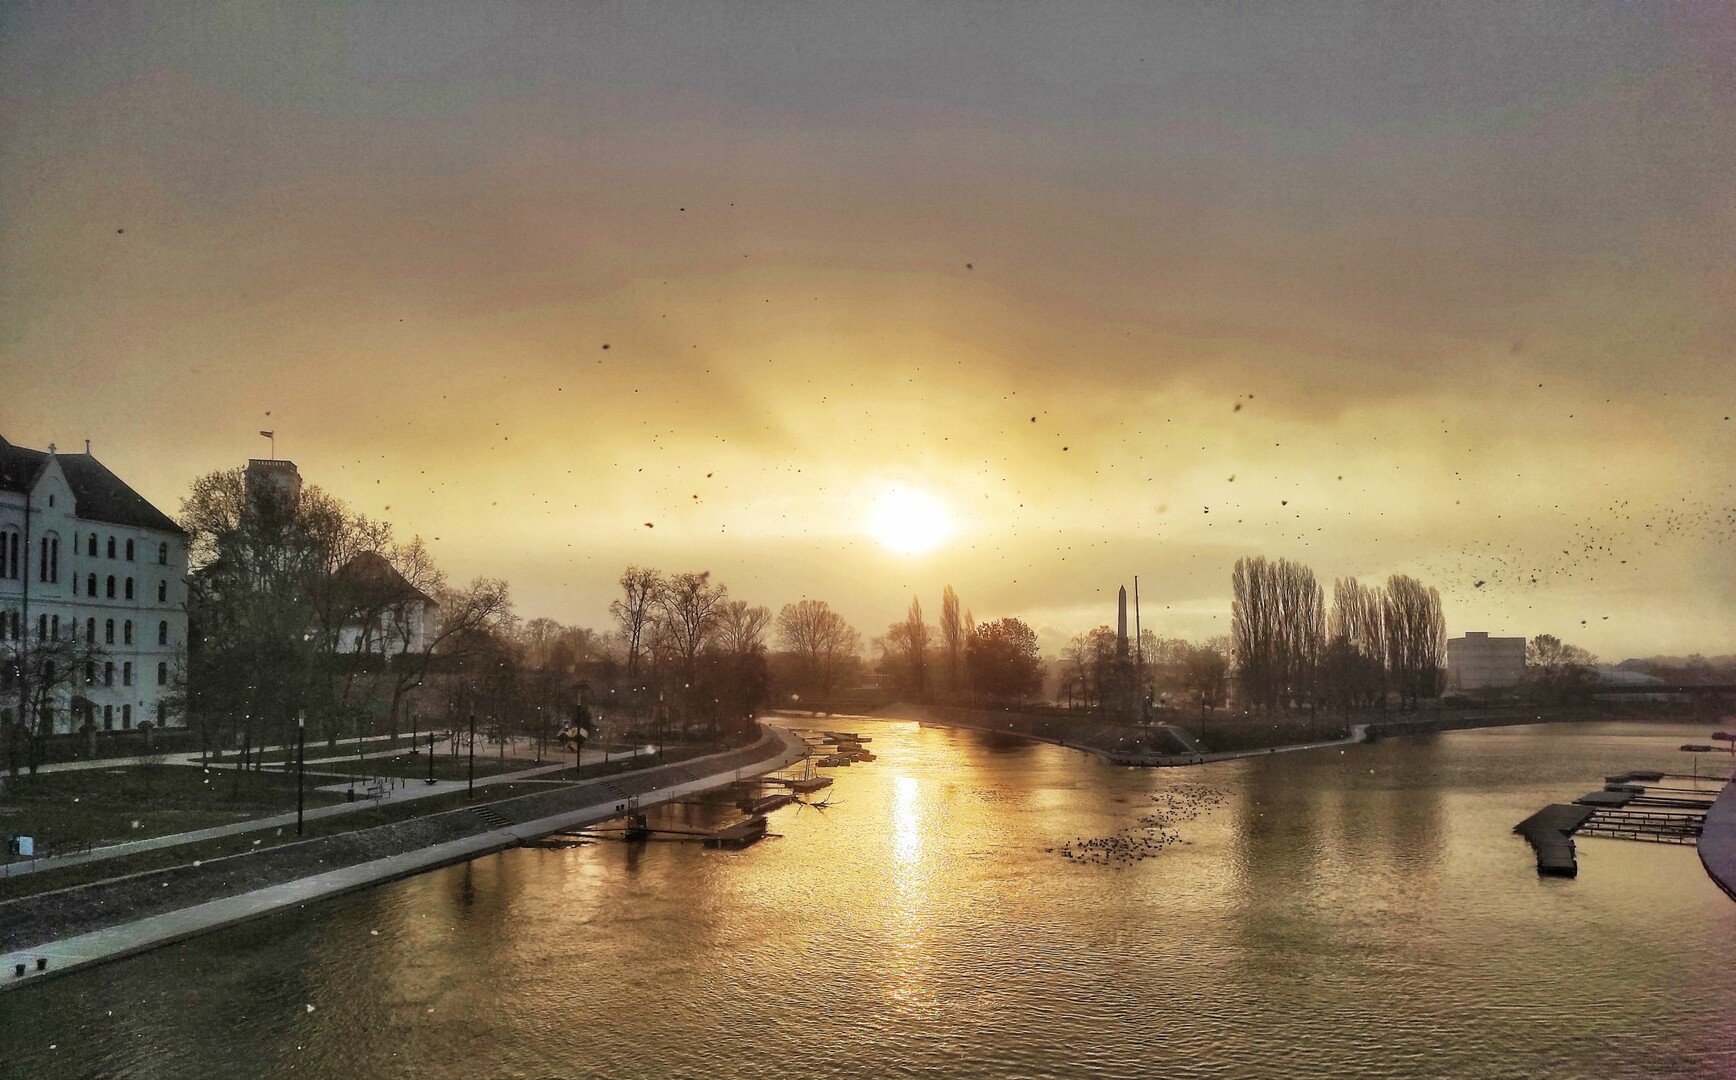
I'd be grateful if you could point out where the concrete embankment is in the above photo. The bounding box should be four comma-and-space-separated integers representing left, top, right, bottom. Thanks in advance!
1697, 768, 1736, 902
0, 725, 809, 991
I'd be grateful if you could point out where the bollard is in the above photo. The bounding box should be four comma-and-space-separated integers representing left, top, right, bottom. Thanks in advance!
35, 957, 46, 972
13, 963, 23, 978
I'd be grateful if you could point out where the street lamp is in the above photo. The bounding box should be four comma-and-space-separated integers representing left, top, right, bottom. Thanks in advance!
467, 711, 476, 799
426, 728, 436, 785
296, 712, 306, 836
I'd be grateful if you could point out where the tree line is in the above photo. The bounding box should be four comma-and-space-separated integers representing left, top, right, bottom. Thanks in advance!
1232, 557, 1446, 715
869, 586, 1045, 703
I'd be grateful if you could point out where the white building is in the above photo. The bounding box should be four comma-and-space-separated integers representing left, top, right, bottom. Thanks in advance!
0, 436, 188, 733
330, 551, 437, 657
1445, 632, 1527, 691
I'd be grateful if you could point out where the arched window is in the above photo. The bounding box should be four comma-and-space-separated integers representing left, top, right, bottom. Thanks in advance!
2, 529, 19, 579
121, 704, 131, 729
157, 662, 168, 686
85, 660, 96, 685
39, 534, 59, 582
123, 662, 132, 686
107, 536, 116, 559
37, 614, 47, 640
103, 705, 113, 730
159, 542, 169, 565
106, 575, 116, 598
105, 619, 115, 644
125, 578, 134, 600
86, 617, 95, 643
158, 581, 167, 603
123, 620, 133, 645
103, 661, 114, 686
50, 615, 59, 639
125, 539, 134, 561
158, 621, 169, 645
87, 535, 97, 557
87, 573, 96, 595
156, 702, 166, 724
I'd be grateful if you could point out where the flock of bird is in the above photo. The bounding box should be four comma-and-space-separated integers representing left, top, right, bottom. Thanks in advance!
1425, 487, 1736, 605
1051, 785, 1228, 867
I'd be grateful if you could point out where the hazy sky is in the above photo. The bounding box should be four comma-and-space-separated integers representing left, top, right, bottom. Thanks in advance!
3, 2, 1732, 659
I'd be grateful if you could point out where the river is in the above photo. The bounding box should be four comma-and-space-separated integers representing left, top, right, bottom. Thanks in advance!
3, 718, 1732, 1079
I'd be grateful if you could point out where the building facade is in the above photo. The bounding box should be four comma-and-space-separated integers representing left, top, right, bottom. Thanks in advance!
0, 436, 188, 734
1445, 632, 1527, 691
330, 551, 437, 657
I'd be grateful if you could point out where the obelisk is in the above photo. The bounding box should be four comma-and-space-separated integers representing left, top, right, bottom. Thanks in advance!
1116, 585, 1129, 660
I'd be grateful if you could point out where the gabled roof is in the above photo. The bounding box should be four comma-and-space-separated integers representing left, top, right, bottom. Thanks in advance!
332, 551, 436, 606
0, 435, 183, 534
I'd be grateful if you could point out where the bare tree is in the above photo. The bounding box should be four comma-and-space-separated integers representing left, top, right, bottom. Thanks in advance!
1232, 556, 1324, 713
876, 597, 931, 699
2, 629, 105, 775
1181, 640, 1229, 717
775, 599, 862, 698
1525, 634, 1597, 701
382, 577, 514, 736
656, 571, 727, 687
609, 566, 663, 683
1328, 578, 1388, 710
939, 585, 964, 696
1382, 574, 1445, 709
716, 600, 772, 656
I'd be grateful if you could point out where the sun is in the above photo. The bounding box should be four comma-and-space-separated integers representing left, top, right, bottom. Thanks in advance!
869, 487, 952, 555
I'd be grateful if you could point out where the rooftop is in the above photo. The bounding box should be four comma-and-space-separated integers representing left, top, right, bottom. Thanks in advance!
0, 436, 183, 535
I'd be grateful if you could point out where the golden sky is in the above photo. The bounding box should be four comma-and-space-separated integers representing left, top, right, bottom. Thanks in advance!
2, 3, 1733, 658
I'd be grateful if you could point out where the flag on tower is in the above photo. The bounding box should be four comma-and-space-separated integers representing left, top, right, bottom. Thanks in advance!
259, 430, 274, 438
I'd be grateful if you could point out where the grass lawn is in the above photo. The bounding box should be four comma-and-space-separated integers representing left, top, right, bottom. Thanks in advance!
0, 734, 753, 904
309, 749, 545, 781
0, 764, 346, 853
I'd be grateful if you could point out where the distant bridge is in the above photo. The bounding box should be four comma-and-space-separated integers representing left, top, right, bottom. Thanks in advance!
1589, 683, 1736, 696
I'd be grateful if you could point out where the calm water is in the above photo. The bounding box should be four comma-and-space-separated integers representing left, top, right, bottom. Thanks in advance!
4, 719, 1733, 1079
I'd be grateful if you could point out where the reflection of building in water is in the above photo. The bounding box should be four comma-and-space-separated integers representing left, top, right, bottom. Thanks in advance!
1445, 632, 1526, 691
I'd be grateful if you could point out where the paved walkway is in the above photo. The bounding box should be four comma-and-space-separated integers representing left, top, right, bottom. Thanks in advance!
1, 747, 652, 879
1697, 764, 1736, 902
1, 727, 808, 989
20, 731, 428, 775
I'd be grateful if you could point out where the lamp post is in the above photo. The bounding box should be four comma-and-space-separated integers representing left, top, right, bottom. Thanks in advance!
410, 709, 418, 754
426, 729, 435, 785
296, 712, 306, 836
467, 711, 476, 799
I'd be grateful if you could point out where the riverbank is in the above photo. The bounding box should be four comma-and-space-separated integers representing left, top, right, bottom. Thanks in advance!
878, 701, 1686, 767
874, 703, 1362, 766
0, 724, 809, 991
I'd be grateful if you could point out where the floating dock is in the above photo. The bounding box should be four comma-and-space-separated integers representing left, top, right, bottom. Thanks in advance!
1514, 804, 1596, 876
702, 815, 769, 849
736, 792, 794, 816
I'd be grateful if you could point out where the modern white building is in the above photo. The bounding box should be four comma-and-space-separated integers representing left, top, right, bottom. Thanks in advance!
0, 436, 188, 734
1445, 631, 1527, 692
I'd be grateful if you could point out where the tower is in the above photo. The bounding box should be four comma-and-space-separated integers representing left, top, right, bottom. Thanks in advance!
1116, 585, 1129, 661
